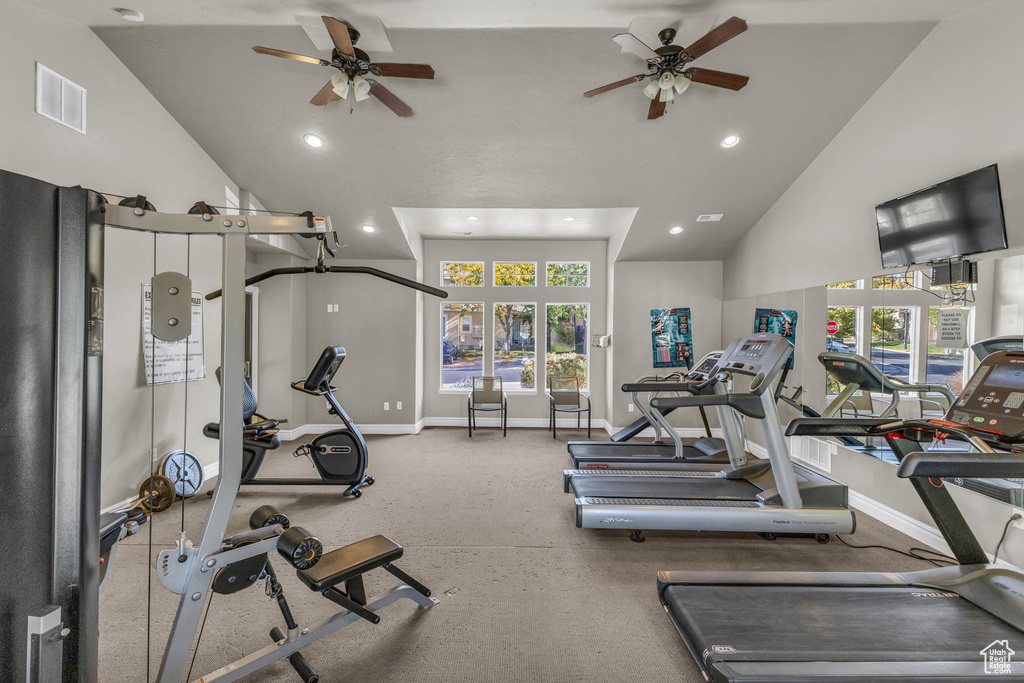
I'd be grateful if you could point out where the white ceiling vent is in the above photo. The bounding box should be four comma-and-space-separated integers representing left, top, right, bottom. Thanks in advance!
696, 213, 724, 222
36, 63, 86, 134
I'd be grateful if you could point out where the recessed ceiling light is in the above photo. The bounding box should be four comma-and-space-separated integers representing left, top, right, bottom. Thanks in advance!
466, 216, 479, 221
361, 224, 376, 233
303, 133, 325, 148
115, 8, 144, 21
669, 226, 684, 235
720, 135, 741, 148
563, 217, 576, 222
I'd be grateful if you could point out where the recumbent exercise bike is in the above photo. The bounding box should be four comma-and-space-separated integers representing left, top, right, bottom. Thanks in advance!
205, 345, 374, 497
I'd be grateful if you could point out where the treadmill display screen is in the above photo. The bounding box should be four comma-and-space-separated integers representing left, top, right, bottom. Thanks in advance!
986, 364, 1024, 390
690, 355, 720, 377
737, 341, 770, 360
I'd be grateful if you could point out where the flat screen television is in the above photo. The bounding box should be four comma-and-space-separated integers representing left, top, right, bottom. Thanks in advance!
875, 164, 1007, 269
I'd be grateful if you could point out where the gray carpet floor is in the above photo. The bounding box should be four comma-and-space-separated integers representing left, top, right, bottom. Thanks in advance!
100, 427, 936, 682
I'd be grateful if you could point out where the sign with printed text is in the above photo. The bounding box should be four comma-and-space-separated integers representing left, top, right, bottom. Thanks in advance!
651, 307, 693, 368
754, 308, 798, 370
142, 284, 206, 386
826, 320, 840, 335
936, 307, 969, 349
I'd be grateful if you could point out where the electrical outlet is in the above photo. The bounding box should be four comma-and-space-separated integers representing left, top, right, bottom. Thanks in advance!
333, 304, 339, 312
1013, 509, 1024, 531
151, 447, 159, 460
384, 402, 390, 411
396, 401, 403, 410
628, 404, 634, 413
326, 304, 332, 313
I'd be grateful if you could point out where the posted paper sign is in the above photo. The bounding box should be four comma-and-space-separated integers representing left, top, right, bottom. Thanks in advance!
936, 308, 969, 349
651, 308, 693, 368
142, 284, 206, 385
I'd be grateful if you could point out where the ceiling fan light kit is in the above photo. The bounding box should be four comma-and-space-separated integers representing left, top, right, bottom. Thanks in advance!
584, 16, 750, 120
252, 15, 434, 117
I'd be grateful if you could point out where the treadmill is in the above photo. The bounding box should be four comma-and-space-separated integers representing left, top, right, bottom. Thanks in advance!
568, 333, 855, 542
567, 352, 733, 470
973, 334, 1024, 361
658, 349, 1024, 681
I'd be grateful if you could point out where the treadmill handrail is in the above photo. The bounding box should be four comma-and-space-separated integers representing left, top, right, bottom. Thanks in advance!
898, 450, 1024, 479
885, 377, 956, 404
621, 381, 701, 393
651, 393, 765, 419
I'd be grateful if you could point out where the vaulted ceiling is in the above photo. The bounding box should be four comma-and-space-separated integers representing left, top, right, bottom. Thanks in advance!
30, 1, 984, 260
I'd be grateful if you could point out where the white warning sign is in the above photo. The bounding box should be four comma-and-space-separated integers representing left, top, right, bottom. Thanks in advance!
935, 308, 969, 350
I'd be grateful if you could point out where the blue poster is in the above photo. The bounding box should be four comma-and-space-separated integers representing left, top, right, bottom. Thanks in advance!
651, 308, 693, 368
754, 308, 798, 370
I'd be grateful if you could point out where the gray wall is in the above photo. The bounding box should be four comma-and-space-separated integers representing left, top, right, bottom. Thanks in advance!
609, 261, 723, 430
723, 0, 1024, 300
423, 239, 608, 422
0, 0, 246, 508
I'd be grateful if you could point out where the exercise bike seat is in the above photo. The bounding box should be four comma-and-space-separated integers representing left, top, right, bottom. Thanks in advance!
296, 535, 403, 591
203, 421, 282, 448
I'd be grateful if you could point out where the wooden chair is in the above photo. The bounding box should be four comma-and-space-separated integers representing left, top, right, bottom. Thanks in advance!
547, 376, 591, 439
467, 376, 508, 437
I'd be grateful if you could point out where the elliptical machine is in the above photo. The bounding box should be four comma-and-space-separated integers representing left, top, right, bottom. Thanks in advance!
291, 346, 374, 497
205, 345, 373, 497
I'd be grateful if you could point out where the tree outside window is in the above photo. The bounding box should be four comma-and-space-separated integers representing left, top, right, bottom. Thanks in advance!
494, 304, 535, 389
546, 262, 589, 287
441, 262, 484, 287
494, 262, 537, 287
546, 303, 588, 389
871, 307, 915, 382
825, 307, 859, 394
872, 274, 915, 290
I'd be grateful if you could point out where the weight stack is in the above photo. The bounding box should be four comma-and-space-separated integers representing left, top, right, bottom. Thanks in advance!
0, 169, 104, 683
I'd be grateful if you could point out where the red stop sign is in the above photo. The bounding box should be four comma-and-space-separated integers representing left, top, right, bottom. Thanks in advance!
826, 321, 840, 335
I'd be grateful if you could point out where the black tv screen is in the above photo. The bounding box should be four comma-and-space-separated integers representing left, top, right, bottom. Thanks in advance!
875, 164, 1007, 269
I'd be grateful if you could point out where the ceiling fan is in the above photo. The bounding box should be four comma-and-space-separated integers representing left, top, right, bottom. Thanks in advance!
252, 16, 435, 117
584, 16, 750, 120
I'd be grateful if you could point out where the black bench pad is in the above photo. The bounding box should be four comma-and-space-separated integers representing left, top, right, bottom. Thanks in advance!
297, 535, 403, 591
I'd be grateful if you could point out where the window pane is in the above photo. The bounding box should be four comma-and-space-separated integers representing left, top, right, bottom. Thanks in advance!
494, 262, 536, 287
826, 280, 860, 289
547, 262, 589, 287
872, 274, 914, 290
871, 307, 914, 381
825, 307, 859, 394
546, 304, 588, 389
927, 306, 968, 394
494, 304, 536, 390
441, 302, 483, 389
441, 262, 484, 287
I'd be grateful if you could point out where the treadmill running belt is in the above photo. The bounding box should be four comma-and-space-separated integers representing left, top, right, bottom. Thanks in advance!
663, 584, 1020, 666
571, 475, 757, 501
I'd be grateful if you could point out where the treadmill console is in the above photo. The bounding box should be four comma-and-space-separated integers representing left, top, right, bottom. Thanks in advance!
948, 351, 1024, 438
686, 352, 722, 381
716, 333, 793, 395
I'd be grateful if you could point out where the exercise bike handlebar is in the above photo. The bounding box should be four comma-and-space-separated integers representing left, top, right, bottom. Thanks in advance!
206, 266, 450, 300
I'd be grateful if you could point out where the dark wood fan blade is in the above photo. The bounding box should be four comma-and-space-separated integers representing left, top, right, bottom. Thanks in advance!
612, 33, 661, 61
310, 80, 341, 106
369, 82, 413, 117
686, 67, 749, 91
374, 63, 435, 79
322, 16, 355, 58
648, 97, 666, 120
684, 16, 747, 60
583, 75, 645, 98
253, 46, 327, 66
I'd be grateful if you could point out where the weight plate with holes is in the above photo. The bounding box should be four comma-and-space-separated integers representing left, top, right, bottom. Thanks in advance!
160, 450, 205, 497
139, 475, 175, 512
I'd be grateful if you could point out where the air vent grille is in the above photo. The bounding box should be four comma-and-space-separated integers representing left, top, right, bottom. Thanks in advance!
696, 214, 724, 222
36, 63, 85, 134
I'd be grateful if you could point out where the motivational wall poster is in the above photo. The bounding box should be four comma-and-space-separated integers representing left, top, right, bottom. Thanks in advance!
651, 307, 693, 368
754, 308, 798, 370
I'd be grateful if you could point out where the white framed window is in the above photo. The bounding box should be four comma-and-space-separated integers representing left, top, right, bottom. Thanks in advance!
870, 306, 917, 383
494, 262, 537, 287
545, 303, 589, 390
546, 262, 590, 287
35, 63, 86, 134
826, 280, 863, 289
441, 302, 484, 390
494, 303, 536, 391
441, 261, 484, 287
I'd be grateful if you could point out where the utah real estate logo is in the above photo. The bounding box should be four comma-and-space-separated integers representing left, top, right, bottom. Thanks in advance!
980, 640, 1015, 675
